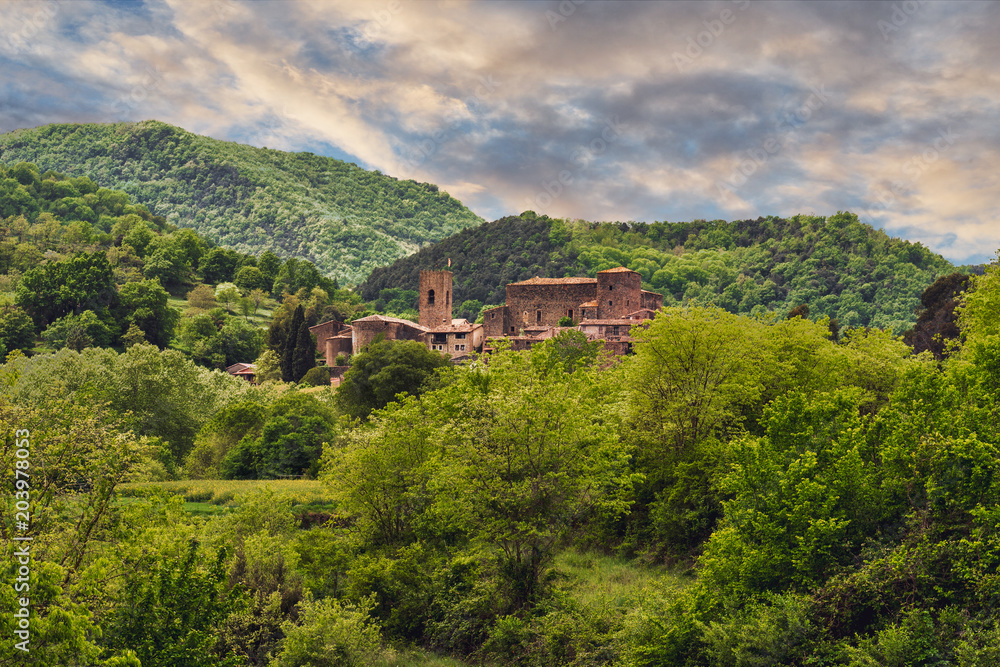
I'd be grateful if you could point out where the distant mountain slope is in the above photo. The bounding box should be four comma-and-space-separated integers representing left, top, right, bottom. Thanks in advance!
0, 121, 484, 283
359, 211, 957, 333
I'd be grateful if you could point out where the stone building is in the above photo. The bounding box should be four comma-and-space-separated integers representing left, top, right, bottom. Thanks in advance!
483, 266, 662, 338
312, 268, 485, 366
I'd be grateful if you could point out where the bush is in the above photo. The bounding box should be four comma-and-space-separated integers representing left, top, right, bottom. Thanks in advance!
302, 365, 332, 386
272, 596, 392, 667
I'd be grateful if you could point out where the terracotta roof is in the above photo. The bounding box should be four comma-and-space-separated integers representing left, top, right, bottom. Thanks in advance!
578, 300, 598, 308
509, 276, 597, 286
598, 266, 636, 274
226, 362, 255, 373
351, 314, 428, 331
625, 309, 658, 320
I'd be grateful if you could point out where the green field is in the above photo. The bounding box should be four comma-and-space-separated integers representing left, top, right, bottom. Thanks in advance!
119, 478, 331, 511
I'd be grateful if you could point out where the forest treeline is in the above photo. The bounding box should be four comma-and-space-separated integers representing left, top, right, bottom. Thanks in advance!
360, 211, 965, 333
3, 251, 1000, 665
0, 121, 484, 283
0, 159, 370, 372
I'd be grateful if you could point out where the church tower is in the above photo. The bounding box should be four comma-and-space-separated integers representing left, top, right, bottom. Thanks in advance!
419, 270, 453, 327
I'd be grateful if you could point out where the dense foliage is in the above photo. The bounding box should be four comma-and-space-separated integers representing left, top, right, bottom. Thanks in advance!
0, 121, 485, 283
0, 160, 368, 369
4, 253, 1000, 664
361, 211, 960, 333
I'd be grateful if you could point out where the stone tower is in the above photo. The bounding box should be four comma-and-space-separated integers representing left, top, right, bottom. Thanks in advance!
419, 270, 453, 327
596, 266, 642, 319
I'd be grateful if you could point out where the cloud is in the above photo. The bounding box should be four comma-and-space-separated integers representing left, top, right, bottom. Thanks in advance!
1, 0, 998, 262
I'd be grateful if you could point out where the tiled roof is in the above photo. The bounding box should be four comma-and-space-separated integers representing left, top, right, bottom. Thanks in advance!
509, 276, 597, 286
578, 300, 598, 307
351, 314, 428, 331
597, 266, 636, 274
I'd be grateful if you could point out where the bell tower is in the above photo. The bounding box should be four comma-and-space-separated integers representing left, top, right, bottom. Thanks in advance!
419, 270, 453, 327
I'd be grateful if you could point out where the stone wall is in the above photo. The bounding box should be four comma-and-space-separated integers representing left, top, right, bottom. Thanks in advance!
483, 305, 510, 337
596, 269, 643, 319
641, 290, 664, 311
506, 282, 596, 329
419, 270, 453, 327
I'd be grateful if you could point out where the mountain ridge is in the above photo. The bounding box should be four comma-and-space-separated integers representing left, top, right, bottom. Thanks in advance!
0, 120, 484, 284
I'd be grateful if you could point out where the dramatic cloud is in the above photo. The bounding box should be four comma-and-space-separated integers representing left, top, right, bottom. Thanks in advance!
1, 0, 997, 263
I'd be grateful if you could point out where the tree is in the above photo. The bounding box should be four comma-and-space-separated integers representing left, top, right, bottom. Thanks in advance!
254, 349, 282, 383
118, 278, 179, 348
291, 314, 316, 383
41, 310, 113, 351
200, 247, 239, 283
186, 284, 218, 311
628, 305, 771, 453
281, 305, 305, 382
335, 338, 450, 420
234, 265, 269, 293
15, 251, 117, 328
0, 305, 36, 353
904, 272, 970, 359
215, 282, 241, 313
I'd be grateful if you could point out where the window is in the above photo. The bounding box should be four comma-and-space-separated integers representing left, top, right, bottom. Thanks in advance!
608, 300, 613, 307
613, 326, 620, 336
536, 310, 542, 323
568, 309, 573, 320
446, 290, 450, 305
491, 312, 495, 319
428, 289, 435, 305
609, 285, 613, 291
455, 333, 466, 339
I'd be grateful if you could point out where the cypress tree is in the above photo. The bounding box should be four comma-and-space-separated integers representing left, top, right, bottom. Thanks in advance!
291, 316, 316, 382
282, 305, 304, 382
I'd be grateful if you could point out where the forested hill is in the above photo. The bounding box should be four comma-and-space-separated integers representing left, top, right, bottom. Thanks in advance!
0, 121, 484, 283
359, 211, 958, 333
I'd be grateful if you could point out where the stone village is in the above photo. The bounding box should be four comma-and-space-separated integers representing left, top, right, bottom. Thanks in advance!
298, 266, 664, 380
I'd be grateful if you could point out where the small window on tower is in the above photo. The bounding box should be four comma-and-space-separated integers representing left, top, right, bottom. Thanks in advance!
536, 310, 542, 323
608, 300, 613, 307
446, 291, 450, 305
609, 285, 613, 290
428, 289, 435, 305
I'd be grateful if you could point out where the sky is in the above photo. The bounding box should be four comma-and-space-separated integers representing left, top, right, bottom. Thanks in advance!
1, 0, 998, 264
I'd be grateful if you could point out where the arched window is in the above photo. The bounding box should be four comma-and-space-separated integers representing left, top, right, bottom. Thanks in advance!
428, 289, 435, 305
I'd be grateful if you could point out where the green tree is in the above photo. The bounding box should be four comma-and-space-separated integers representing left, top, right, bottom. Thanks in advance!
291, 314, 316, 383
41, 310, 114, 351
0, 305, 36, 353
215, 282, 241, 313
281, 305, 305, 382
335, 338, 449, 420
234, 265, 270, 293
16, 251, 117, 328
118, 278, 179, 348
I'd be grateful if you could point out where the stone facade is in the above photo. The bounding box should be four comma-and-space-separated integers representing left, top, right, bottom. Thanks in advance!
485, 266, 662, 355
308, 319, 348, 355
419, 270, 454, 328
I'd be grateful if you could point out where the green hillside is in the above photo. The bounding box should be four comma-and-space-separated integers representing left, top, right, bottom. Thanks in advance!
0, 121, 484, 283
359, 211, 959, 333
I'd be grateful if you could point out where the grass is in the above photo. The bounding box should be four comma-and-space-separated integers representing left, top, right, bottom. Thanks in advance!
555, 549, 686, 611
119, 479, 330, 507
